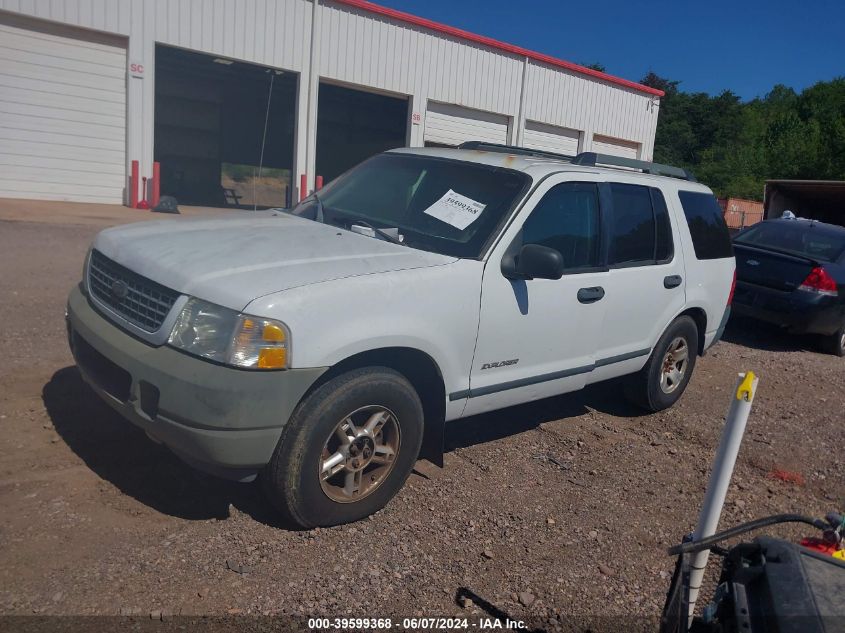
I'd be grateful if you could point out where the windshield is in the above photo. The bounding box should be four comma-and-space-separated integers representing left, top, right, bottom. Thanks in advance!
291, 153, 531, 258
735, 222, 845, 262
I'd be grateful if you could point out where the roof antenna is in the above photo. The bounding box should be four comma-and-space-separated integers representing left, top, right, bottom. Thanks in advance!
254, 69, 275, 212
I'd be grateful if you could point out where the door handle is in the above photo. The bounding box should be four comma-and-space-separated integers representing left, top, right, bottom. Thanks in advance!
577, 286, 605, 304
664, 275, 683, 289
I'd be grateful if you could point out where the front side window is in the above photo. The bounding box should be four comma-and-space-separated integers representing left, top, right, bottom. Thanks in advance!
290, 153, 531, 258
521, 182, 601, 271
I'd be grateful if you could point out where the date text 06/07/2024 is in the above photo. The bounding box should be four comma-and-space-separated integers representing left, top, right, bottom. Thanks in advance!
307, 617, 527, 630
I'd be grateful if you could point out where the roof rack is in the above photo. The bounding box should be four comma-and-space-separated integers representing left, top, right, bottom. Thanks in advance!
571, 152, 696, 182
457, 141, 574, 162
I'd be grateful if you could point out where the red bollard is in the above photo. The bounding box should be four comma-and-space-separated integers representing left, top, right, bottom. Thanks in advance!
315, 175, 324, 190
152, 161, 161, 207
300, 174, 308, 202
137, 177, 150, 209
130, 160, 139, 208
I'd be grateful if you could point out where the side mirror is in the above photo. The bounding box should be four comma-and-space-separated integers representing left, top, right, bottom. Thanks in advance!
502, 244, 564, 280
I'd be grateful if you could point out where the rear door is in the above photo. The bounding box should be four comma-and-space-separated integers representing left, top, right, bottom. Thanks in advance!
590, 182, 687, 381
674, 189, 736, 348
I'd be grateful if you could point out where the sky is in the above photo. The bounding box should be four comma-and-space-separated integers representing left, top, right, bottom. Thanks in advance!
375, 0, 845, 100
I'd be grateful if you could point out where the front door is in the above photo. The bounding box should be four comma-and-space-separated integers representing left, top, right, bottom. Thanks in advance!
463, 177, 609, 417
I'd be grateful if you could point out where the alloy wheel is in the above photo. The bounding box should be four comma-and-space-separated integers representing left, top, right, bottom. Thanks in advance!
660, 337, 689, 394
318, 405, 401, 503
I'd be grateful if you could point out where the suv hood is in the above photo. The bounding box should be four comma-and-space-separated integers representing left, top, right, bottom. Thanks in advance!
93, 212, 456, 310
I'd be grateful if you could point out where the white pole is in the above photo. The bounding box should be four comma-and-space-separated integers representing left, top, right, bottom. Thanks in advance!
686, 371, 759, 625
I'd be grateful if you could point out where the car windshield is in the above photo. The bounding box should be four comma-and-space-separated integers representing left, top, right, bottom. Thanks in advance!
290, 153, 531, 258
735, 222, 845, 262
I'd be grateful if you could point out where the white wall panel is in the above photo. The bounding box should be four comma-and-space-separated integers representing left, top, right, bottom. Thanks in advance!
318, 2, 523, 118
424, 102, 509, 147
0, 0, 662, 203
0, 0, 131, 34
524, 60, 658, 160
150, 0, 312, 73
0, 14, 126, 202
523, 120, 580, 156
592, 134, 640, 160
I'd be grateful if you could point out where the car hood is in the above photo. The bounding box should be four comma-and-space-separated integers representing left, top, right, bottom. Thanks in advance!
93, 212, 457, 310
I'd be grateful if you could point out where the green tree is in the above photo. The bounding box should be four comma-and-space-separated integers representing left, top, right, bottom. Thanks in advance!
644, 73, 845, 200
582, 62, 607, 73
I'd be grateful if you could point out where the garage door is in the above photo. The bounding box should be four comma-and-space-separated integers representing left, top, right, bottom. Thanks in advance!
0, 15, 127, 203
592, 134, 640, 160
424, 102, 509, 147
523, 120, 580, 157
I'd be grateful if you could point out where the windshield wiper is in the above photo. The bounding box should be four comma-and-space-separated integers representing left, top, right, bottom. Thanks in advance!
347, 219, 405, 246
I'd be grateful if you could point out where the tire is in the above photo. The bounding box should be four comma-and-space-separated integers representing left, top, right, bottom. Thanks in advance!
262, 367, 424, 528
624, 316, 699, 412
822, 325, 845, 357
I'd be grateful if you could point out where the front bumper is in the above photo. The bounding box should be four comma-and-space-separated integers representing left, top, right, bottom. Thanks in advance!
732, 281, 844, 336
66, 285, 327, 480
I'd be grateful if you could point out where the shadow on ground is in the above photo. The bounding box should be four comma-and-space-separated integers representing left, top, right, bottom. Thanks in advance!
445, 378, 646, 452
42, 366, 284, 526
721, 315, 821, 353
454, 587, 545, 633
44, 365, 645, 524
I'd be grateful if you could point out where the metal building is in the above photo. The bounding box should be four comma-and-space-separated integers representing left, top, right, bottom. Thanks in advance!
0, 0, 664, 207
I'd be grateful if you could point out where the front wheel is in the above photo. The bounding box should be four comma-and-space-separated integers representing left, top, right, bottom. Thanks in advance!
624, 316, 699, 412
262, 367, 423, 528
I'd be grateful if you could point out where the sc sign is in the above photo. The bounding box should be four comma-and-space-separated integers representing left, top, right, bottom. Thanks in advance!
129, 61, 145, 78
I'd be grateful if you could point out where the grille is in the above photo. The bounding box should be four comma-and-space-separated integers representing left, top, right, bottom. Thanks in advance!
88, 250, 180, 332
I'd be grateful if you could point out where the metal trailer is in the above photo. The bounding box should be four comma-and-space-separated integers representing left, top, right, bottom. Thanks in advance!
764, 180, 845, 226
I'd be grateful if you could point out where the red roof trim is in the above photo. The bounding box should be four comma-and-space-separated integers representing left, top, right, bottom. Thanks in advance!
331, 0, 665, 98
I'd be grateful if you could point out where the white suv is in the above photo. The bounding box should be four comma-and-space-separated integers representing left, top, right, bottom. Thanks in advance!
66, 145, 735, 527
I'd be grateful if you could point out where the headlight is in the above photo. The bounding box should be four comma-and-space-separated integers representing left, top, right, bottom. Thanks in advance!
168, 298, 290, 369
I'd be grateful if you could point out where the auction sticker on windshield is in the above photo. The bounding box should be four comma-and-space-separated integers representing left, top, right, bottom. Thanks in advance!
423, 189, 487, 230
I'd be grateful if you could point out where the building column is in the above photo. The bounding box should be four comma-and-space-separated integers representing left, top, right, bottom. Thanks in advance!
581, 130, 594, 153
125, 1, 155, 206
293, 71, 310, 203
301, 0, 321, 198
512, 56, 530, 146
407, 94, 427, 147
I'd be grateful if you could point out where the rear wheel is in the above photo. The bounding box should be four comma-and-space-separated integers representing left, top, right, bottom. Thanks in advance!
822, 325, 845, 357
625, 316, 699, 412
262, 367, 423, 528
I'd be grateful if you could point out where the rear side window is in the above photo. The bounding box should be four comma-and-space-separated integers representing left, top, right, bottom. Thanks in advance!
652, 189, 674, 262
677, 191, 734, 259
522, 182, 600, 271
608, 183, 674, 266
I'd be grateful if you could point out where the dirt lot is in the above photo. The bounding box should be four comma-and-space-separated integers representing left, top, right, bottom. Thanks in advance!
1, 202, 843, 631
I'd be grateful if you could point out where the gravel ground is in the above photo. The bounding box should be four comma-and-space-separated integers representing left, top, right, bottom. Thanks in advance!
0, 213, 843, 632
